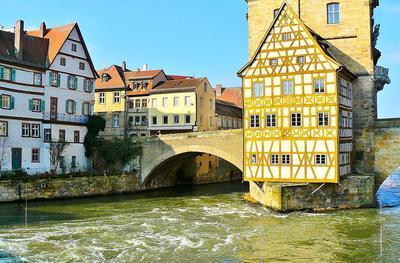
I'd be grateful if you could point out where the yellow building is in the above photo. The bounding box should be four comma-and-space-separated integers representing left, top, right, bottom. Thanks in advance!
239, 2, 356, 183
148, 77, 216, 134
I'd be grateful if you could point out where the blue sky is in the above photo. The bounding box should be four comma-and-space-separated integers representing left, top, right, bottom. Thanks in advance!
1, 0, 399, 117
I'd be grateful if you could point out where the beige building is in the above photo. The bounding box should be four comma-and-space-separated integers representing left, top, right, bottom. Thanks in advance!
216, 100, 242, 130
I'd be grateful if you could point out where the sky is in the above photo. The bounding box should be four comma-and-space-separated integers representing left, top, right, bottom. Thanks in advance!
1, 0, 399, 118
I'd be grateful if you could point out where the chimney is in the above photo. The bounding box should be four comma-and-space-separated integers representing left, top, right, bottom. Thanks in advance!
216, 84, 223, 96
14, 20, 24, 60
122, 61, 127, 71
39, 22, 46, 37
142, 64, 148, 71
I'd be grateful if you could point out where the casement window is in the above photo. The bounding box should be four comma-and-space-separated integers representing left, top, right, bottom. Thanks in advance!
314, 78, 325, 93
252, 82, 264, 97
79, 62, 85, 71
99, 93, 105, 104
327, 3, 340, 24
82, 102, 90, 116
318, 112, 330, 126
71, 156, 77, 168
282, 154, 291, 165
0, 94, 14, 110
273, 8, 279, 18
113, 92, 120, 103
152, 116, 157, 125
316, 154, 327, 165
31, 148, 40, 163
74, 130, 80, 143
65, 99, 76, 114
133, 82, 139, 91
33, 73, 42, 85
162, 98, 168, 107
128, 116, 134, 126
152, 98, 158, 107
0, 66, 16, 81
250, 114, 260, 128
297, 56, 305, 64
270, 59, 278, 66
44, 129, 51, 142
142, 99, 148, 108
282, 80, 294, 95
60, 57, 66, 66
185, 96, 191, 106
271, 154, 279, 165
22, 123, 30, 137
251, 154, 257, 164
83, 79, 93, 92
142, 82, 148, 90
135, 99, 141, 108
49, 71, 60, 87
67, 75, 78, 90
113, 114, 119, 128
282, 33, 291, 40
185, 114, 191, 124
128, 100, 134, 109
71, 43, 77, 52
266, 114, 276, 127
31, 124, 40, 138
174, 115, 180, 124
134, 116, 140, 125
59, 130, 65, 142
101, 74, 109, 83
173, 97, 179, 107
141, 116, 148, 125
29, 99, 42, 112
163, 115, 168, 124
0, 121, 8, 137
291, 113, 302, 127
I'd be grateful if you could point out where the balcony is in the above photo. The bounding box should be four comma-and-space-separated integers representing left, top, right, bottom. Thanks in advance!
374, 66, 391, 91
43, 112, 89, 124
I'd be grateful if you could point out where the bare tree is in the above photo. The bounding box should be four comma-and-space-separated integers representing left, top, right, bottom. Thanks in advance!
0, 137, 9, 177
49, 139, 69, 174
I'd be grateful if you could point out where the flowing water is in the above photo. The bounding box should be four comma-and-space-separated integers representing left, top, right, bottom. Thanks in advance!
0, 182, 399, 262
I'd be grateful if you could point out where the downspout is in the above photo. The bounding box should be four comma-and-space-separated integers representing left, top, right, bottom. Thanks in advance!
298, 0, 301, 19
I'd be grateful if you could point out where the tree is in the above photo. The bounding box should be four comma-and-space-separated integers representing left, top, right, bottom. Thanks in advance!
49, 140, 69, 174
0, 137, 10, 177
84, 115, 106, 158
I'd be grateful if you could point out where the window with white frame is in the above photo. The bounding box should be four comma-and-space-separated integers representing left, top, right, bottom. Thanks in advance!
174, 115, 180, 124
113, 92, 120, 103
142, 99, 148, 108
291, 113, 302, 127
44, 129, 51, 142
99, 93, 105, 104
67, 75, 77, 90
282, 154, 291, 165
251, 154, 257, 164
316, 154, 327, 165
318, 112, 329, 126
270, 59, 278, 66
152, 98, 158, 107
327, 3, 340, 24
162, 98, 168, 107
135, 99, 141, 108
33, 73, 42, 85
297, 56, 305, 64
173, 97, 179, 107
252, 82, 264, 97
31, 124, 40, 138
185, 114, 191, 124
271, 154, 279, 165
31, 99, 41, 112
22, 123, 30, 137
50, 71, 59, 87
31, 148, 40, 163
82, 102, 90, 116
282, 80, 294, 95
66, 100, 75, 114
185, 96, 191, 106
0, 121, 7, 136
113, 114, 119, 127
266, 114, 276, 127
314, 78, 325, 93
1, 95, 11, 109
250, 114, 260, 128
282, 33, 291, 40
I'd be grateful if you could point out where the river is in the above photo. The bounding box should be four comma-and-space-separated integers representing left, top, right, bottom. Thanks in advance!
0, 182, 399, 262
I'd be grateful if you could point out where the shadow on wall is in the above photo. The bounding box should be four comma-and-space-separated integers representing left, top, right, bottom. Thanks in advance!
376, 168, 400, 207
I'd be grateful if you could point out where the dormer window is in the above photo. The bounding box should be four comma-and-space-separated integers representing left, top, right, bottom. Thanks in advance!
101, 74, 109, 83
142, 82, 148, 90
133, 82, 139, 91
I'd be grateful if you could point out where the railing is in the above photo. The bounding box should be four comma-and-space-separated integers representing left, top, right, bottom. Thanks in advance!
375, 66, 391, 86
43, 112, 89, 124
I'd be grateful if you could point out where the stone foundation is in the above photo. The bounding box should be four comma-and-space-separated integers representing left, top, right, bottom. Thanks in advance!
248, 175, 375, 212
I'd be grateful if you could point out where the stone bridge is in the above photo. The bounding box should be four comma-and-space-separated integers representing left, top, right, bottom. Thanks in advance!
137, 129, 243, 186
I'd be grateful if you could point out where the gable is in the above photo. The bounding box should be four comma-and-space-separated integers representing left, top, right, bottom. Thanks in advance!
239, 3, 340, 77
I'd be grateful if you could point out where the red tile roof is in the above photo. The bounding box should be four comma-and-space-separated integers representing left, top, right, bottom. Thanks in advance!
95, 65, 126, 90
124, 69, 163, 80
217, 87, 243, 108
167, 75, 194, 80
152, 78, 205, 93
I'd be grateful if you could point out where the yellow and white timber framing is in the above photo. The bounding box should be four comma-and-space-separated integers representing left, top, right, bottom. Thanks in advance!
238, 2, 354, 183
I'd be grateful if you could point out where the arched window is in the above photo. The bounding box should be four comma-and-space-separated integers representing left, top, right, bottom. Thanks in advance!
327, 3, 340, 24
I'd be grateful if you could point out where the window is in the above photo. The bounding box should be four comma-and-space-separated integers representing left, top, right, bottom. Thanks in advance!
185, 96, 191, 106
128, 116, 134, 126
274, 8, 279, 18
251, 154, 257, 164
266, 114, 276, 127
282, 155, 291, 165
142, 99, 148, 108
152, 98, 158, 107
31, 124, 40, 138
79, 62, 85, 71
60, 57, 66, 66
133, 82, 139, 91
44, 129, 51, 142
135, 99, 141, 108
162, 98, 168, 107
316, 154, 327, 165
50, 71, 59, 87
99, 93, 105, 104
101, 74, 109, 82
66, 99, 75, 114
114, 92, 120, 103
174, 115, 180, 124
282, 33, 291, 40
0, 121, 8, 136
30, 99, 41, 112
31, 149, 40, 163
271, 154, 279, 165
318, 112, 330, 126
71, 43, 77, 52
163, 115, 168, 124
142, 82, 148, 90
71, 156, 77, 168
22, 123, 30, 137
33, 73, 42, 85
297, 56, 305, 64
199, 97, 203, 107
204, 83, 208, 92
59, 130, 65, 142
185, 114, 191, 124
291, 113, 302, 127
128, 100, 134, 109
141, 116, 147, 125
1, 95, 12, 109
135, 116, 140, 125
250, 114, 260, 128
327, 3, 340, 24
82, 102, 90, 116
252, 82, 264, 97
0, 67, 14, 81
270, 59, 278, 66
314, 78, 325, 93
113, 114, 119, 128
173, 97, 179, 107
74, 131, 80, 143
67, 75, 77, 90
282, 80, 294, 95
152, 116, 157, 125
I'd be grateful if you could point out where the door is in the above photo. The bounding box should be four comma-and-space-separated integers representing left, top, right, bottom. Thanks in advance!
11, 148, 22, 170
50, 97, 58, 120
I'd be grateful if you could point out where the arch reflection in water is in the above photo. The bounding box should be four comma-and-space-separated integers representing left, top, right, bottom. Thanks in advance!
377, 168, 400, 207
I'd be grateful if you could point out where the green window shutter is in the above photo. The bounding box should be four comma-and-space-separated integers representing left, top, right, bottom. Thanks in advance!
0, 96, 3, 108
57, 73, 61, 87
73, 101, 77, 114
74, 77, 78, 90
29, 99, 33, 111
41, 101, 45, 112
83, 79, 87, 91
0, 67, 4, 79
48, 72, 52, 85
10, 96, 15, 109
90, 80, 94, 92
11, 69, 16, 82
81, 103, 85, 115
65, 100, 69, 113
90, 103, 94, 115
67, 75, 71, 89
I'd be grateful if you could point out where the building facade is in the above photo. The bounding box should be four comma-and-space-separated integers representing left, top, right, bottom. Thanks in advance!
0, 21, 97, 174
216, 100, 242, 130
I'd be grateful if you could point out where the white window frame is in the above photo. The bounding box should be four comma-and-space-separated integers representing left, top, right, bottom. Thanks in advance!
250, 114, 260, 128
99, 92, 105, 104
31, 124, 40, 138
184, 96, 191, 106
22, 123, 30, 137
318, 112, 330, 126
32, 99, 41, 112
266, 114, 276, 127
162, 98, 168, 108
291, 113, 302, 127
173, 97, 179, 107
271, 154, 279, 165
327, 3, 340, 24
1, 95, 11, 109
174, 115, 180, 124
113, 114, 119, 128
33, 73, 42, 86
152, 98, 158, 107
282, 154, 291, 165
316, 154, 327, 165
113, 92, 121, 104
314, 78, 325, 93
282, 80, 294, 95
252, 82, 264, 97
31, 148, 40, 163
0, 121, 8, 136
